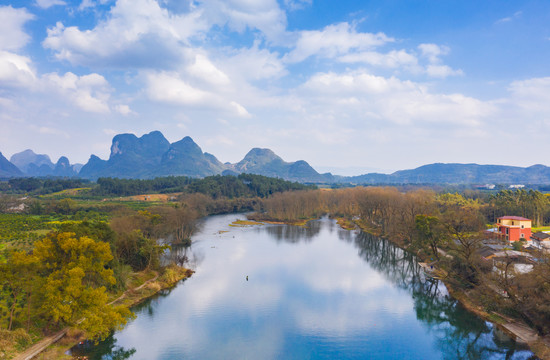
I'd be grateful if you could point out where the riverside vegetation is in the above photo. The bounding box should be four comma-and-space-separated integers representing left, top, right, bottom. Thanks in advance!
1, 177, 549, 358
0, 174, 312, 359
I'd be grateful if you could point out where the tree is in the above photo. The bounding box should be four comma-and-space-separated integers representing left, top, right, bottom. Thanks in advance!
33, 232, 132, 340
414, 214, 445, 261
0, 251, 37, 330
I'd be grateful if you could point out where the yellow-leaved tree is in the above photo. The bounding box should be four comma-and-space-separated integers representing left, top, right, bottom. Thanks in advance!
33, 232, 133, 341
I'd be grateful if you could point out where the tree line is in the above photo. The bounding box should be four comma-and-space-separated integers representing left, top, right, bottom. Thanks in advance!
94, 174, 315, 197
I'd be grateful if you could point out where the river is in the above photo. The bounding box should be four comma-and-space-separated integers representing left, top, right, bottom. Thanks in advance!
71, 213, 535, 359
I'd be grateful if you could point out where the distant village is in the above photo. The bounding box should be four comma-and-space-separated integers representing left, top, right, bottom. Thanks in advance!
481, 215, 550, 275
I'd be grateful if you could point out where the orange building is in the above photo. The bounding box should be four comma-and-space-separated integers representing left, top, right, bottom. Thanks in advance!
496, 216, 532, 242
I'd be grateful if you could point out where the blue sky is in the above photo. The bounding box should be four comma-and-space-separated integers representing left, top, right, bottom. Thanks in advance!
1, 0, 550, 175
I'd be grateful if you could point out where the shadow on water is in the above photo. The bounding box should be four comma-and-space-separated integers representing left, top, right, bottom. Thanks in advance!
69, 336, 136, 360
352, 231, 537, 360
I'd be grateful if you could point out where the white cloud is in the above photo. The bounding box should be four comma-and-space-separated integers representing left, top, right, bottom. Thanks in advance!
507, 77, 550, 115
43, 0, 207, 68
218, 44, 287, 81
418, 43, 449, 63
418, 43, 463, 78
284, 0, 312, 11
146, 71, 211, 105
201, 0, 288, 43
426, 64, 463, 78
230, 101, 251, 118
187, 54, 231, 86
114, 104, 134, 115
285, 22, 393, 63
42, 72, 111, 113
300, 70, 494, 127
496, 11, 522, 24
0, 51, 36, 88
0, 6, 34, 51
35, 0, 66, 9
338, 49, 419, 69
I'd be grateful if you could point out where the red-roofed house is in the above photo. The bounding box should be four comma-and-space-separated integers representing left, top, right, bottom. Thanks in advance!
496, 216, 532, 242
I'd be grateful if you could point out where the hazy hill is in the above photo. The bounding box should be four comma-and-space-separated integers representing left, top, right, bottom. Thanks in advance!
9, 149, 79, 177
10, 149, 54, 176
344, 163, 550, 185
0, 152, 23, 178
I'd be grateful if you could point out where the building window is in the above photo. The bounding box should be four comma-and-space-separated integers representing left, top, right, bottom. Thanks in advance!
521, 233, 525, 238
521, 225, 525, 229
506, 228, 509, 234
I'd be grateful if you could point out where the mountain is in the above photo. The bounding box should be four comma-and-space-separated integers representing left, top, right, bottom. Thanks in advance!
0, 152, 23, 178
79, 132, 225, 179
158, 136, 226, 177
343, 163, 550, 185
9, 149, 79, 177
232, 148, 332, 182
52, 156, 77, 177
80, 131, 171, 179
10, 149, 54, 176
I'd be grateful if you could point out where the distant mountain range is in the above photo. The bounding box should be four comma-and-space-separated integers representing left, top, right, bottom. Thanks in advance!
2, 130, 550, 185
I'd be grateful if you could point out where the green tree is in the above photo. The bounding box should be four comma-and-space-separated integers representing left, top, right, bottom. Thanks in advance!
414, 214, 445, 261
33, 232, 132, 341
0, 251, 38, 330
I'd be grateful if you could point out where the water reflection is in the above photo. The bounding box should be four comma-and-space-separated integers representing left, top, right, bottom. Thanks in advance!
73, 214, 535, 359
70, 336, 136, 360
261, 220, 322, 243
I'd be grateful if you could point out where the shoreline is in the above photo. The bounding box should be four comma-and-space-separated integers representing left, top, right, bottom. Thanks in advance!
11, 266, 194, 360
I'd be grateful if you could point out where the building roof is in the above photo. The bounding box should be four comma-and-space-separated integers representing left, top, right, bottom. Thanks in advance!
532, 232, 550, 240
498, 216, 531, 221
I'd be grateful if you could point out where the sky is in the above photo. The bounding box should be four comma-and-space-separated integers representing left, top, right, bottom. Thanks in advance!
1, 0, 550, 175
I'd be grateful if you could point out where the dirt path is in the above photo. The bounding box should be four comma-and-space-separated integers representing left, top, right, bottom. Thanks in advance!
13, 329, 69, 360
13, 273, 160, 360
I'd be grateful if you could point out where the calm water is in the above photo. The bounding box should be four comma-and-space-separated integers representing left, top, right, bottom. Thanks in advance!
72, 214, 535, 359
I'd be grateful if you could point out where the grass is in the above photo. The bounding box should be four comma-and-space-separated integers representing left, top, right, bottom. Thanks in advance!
335, 217, 356, 230
532, 226, 550, 232
229, 219, 264, 227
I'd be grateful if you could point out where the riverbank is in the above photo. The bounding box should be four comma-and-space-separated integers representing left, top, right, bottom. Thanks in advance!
10, 265, 194, 360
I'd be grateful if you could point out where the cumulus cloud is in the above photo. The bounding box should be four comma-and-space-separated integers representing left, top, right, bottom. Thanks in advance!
200, 0, 288, 43
43, 0, 207, 68
338, 49, 419, 69
42, 72, 111, 113
0, 6, 35, 51
114, 104, 134, 115
418, 43, 463, 78
285, 22, 393, 63
300, 70, 494, 126
0, 51, 36, 88
144, 70, 250, 118
187, 54, 231, 86
218, 44, 287, 81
